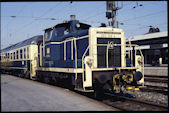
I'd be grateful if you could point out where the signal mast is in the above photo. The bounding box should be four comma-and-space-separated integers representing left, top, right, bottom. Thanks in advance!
106, 1, 123, 28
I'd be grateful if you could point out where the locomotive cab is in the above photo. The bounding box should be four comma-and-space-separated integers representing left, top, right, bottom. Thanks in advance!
84, 28, 144, 94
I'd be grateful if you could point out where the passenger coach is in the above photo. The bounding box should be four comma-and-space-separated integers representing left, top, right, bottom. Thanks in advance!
0, 35, 43, 79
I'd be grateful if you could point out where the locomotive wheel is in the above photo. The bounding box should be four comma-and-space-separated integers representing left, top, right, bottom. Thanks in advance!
94, 88, 104, 100
44, 77, 50, 84
19, 74, 24, 78
93, 80, 104, 100
25, 71, 30, 79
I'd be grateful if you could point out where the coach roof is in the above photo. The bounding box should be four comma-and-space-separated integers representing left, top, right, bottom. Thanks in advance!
1, 35, 43, 53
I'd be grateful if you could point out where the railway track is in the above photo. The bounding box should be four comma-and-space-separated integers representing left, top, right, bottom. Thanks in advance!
139, 85, 168, 95
144, 75, 168, 79
143, 75, 168, 94
144, 78, 168, 83
144, 75, 168, 83
103, 93, 168, 111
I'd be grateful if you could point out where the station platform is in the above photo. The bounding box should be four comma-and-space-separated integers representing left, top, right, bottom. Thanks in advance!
1, 74, 117, 111
144, 66, 168, 76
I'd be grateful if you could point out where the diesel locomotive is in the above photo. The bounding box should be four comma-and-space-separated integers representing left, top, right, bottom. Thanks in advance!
0, 15, 144, 98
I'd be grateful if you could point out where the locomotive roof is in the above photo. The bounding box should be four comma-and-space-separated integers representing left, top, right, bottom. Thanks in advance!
1, 35, 43, 53
44, 21, 91, 31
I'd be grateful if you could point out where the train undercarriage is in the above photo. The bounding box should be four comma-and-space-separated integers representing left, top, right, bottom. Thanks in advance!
34, 67, 143, 100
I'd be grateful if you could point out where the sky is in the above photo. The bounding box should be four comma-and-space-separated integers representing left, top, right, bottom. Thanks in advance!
1, 1, 168, 49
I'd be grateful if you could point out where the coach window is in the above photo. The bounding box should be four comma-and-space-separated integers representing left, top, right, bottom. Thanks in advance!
6, 53, 8, 59
7, 53, 9, 59
8, 53, 10, 59
24, 48, 26, 59
27, 47, 29, 59
3, 54, 5, 60
20, 49, 23, 59
11, 53, 13, 60
2, 54, 4, 60
16, 50, 19, 59
14, 52, 15, 60
5, 53, 7, 59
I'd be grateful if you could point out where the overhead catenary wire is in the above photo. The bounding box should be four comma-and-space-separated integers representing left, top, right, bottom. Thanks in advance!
10, 2, 61, 36
2, 15, 57, 20
4, 2, 62, 48
82, 11, 105, 21
120, 10, 166, 22
5, 3, 32, 47
2, 1, 167, 49
5, 3, 31, 26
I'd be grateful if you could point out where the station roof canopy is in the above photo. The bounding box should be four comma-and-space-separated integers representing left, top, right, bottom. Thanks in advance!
128, 31, 168, 41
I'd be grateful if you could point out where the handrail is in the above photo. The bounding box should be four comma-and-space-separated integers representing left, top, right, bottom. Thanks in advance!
74, 39, 78, 81
138, 47, 144, 86
128, 39, 133, 67
82, 46, 90, 82
97, 43, 140, 47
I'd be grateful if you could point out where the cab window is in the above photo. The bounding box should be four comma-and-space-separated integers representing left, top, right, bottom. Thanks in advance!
45, 29, 53, 41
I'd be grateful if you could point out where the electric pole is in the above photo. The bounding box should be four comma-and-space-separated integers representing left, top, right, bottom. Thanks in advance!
106, 1, 123, 28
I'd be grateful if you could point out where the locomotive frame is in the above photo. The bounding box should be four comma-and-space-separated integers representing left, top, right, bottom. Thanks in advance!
36, 27, 144, 93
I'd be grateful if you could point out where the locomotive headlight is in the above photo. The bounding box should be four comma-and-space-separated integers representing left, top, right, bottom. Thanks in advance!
76, 23, 80, 28
108, 41, 114, 49
84, 56, 94, 68
87, 58, 93, 66
137, 57, 142, 64
110, 44, 113, 48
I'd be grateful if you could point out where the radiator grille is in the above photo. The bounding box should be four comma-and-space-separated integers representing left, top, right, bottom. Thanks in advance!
97, 38, 121, 68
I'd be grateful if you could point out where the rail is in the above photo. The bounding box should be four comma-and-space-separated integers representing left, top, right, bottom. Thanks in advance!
104, 93, 168, 111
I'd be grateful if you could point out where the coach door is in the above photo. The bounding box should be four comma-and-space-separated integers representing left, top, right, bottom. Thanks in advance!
30, 56, 38, 79
30, 45, 38, 80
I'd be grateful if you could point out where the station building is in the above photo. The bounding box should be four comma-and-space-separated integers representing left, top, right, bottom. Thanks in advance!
127, 31, 168, 67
